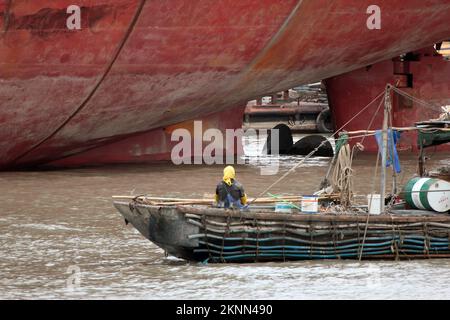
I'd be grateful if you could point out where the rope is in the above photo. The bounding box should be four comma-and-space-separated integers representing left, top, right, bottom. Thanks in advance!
356, 92, 386, 261
331, 143, 353, 208
330, 94, 385, 213
345, 127, 450, 135
202, 215, 212, 261
345, 133, 377, 140
358, 144, 381, 261
392, 217, 400, 261
391, 86, 442, 112
250, 90, 386, 204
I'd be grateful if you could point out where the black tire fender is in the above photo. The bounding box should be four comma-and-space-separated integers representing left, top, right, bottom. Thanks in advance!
316, 108, 333, 133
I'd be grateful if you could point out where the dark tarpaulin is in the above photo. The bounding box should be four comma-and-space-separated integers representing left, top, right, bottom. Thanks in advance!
415, 120, 450, 148
418, 129, 450, 148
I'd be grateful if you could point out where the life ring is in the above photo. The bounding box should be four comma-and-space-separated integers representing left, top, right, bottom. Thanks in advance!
316, 109, 333, 133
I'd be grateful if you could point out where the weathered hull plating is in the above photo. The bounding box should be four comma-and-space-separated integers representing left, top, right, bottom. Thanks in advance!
326, 47, 450, 152
1, 1, 450, 169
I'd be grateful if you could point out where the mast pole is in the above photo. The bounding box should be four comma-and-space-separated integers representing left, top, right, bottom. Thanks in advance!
389, 101, 397, 197
380, 84, 391, 213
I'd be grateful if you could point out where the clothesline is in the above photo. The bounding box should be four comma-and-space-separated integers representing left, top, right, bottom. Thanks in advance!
340, 126, 450, 136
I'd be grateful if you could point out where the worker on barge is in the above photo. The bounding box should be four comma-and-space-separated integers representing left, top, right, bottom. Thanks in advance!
215, 166, 248, 209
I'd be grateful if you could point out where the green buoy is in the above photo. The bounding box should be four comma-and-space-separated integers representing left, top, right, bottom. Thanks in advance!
403, 177, 450, 213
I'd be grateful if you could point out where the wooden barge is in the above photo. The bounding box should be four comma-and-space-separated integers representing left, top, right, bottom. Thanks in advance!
113, 199, 450, 263
113, 85, 450, 263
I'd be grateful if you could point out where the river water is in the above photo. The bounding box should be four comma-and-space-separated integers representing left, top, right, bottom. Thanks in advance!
1, 136, 450, 299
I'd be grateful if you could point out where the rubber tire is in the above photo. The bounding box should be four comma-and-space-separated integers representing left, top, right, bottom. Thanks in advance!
316, 109, 333, 133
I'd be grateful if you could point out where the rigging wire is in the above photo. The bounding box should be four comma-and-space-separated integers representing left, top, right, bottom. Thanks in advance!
250, 90, 386, 204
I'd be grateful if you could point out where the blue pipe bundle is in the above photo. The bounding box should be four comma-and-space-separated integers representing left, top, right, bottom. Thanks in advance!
185, 214, 450, 262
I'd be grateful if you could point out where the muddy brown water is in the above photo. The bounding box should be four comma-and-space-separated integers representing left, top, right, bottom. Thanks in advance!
1, 146, 449, 299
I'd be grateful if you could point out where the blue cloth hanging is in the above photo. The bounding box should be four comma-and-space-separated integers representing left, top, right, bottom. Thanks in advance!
375, 129, 401, 173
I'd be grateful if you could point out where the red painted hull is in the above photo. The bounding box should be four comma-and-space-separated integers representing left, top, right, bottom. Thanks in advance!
326, 47, 450, 153
48, 105, 246, 167
1, 1, 450, 168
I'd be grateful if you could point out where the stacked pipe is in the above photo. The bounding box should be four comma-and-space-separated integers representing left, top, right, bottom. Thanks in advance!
179, 208, 450, 263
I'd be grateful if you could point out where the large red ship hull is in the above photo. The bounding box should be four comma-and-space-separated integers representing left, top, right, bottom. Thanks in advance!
1, 1, 450, 169
325, 46, 450, 153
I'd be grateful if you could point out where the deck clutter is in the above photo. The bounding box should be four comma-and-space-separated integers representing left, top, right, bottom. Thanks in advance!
113, 84, 450, 263
243, 84, 332, 133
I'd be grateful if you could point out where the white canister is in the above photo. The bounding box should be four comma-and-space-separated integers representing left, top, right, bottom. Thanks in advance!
367, 194, 382, 215
301, 195, 319, 214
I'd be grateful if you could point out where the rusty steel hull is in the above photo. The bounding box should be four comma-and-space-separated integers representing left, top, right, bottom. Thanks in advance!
1, 1, 450, 169
326, 47, 450, 152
